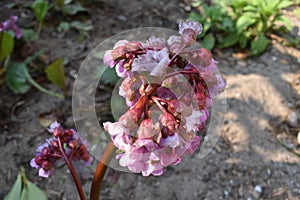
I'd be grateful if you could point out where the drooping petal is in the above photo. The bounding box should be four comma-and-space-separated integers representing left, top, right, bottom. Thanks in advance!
38, 168, 54, 178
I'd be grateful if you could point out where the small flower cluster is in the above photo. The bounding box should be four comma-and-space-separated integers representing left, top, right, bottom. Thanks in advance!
30, 122, 93, 178
0, 16, 22, 39
103, 20, 226, 176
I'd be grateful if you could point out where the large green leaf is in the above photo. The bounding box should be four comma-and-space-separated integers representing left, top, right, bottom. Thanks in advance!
251, 32, 269, 55
188, 12, 202, 22
100, 66, 119, 85
32, 0, 49, 22
21, 181, 48, 200
45, 58, 66, 95
4, 168, 48, 200
201, 34, 216, 50
70, 21, 93, 31
278, 0, 293, 9
236, 12, 257, 33
4, 173, 22, 200
0, 32, 14, 62
218, 32, 239, 48
6, 62, 30, 94
21, 29, 39, 41
63, 2, 87, 15
278, 15, 293, 31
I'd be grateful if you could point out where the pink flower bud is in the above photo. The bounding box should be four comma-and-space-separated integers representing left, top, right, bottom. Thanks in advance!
198, 48, 213, 66
64, 129, 74, 137
137, 118, 156, 138
111, 46, 128, 60
181, 28, 197, 47
52, 127, 63, 138
81, 152, 90, 162
42, 161, 51, 170
125, 41, 142, 51
159, 112, 177, 135
35, 156, 43, 165
69, 140, 78, 149
50, 140, 59, 148
168, 99, 181, 113
200, 71, 218, 86
42, 147, 50, 156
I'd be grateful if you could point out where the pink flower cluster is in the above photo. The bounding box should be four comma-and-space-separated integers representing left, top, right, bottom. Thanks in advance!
0, 16, 22, 39
103, 20, 226, 176
30, 122, 93, 178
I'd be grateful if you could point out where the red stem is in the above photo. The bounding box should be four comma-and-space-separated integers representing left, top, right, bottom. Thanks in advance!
90, 141, 116, 200
57, 138, 86, 200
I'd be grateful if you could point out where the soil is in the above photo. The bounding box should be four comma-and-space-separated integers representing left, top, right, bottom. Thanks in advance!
1, 0, 300, 200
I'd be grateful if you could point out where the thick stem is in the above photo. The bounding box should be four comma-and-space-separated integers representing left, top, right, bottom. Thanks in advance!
57, 138, 86, 200
90, 141, 116, 200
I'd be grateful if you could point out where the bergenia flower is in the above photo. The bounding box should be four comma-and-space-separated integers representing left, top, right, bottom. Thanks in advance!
102, 20, 226, 176
178, 20, 203, 36
0, 16, 22, 39
30, 121, 93, 178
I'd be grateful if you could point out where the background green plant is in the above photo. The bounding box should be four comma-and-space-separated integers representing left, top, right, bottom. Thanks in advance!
189, 0, 298, 55
4, 167, 47, 200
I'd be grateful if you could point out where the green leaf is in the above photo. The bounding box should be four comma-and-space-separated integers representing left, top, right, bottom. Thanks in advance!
243, 5, 257, 12
236, 12, 257, 33
251, 32, 269, 55
0, 32, 14, 62
55, 0, 64, 9
100, 66, 119, 85
45, 58, 66, 95
57, 22, 70, 32
63, 2, 87, 15
21, 181, 48, 200
218, 32, 239, 48
201, 34, 215, 50
278, 15, 293, 31
5, 168, 48, 200
278, 0, 293, 9
70, 21, 93, 31
238, 32, 250, 48
4, 173, 22, 200
21, 29, 39, 41
32, 0, 49, 22
188, 12, 202, 22
6, 62, 30, 94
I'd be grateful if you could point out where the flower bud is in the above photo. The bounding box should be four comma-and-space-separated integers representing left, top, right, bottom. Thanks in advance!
181, 28, 197, 47
160, 112, 177, 134
52, 127, 63, 138
137, 118, 156, 138
200, 71, 217, 86
168, 99, 180, 113
50, 140, 59, 148
42, 160, 51, 170
81, 152, 90, 162
68, 140, 78, 149
64, 129, 73, 137
35, 156, 43, 165
42, 147, 50, 156
198, 48, 212, 67
111, 46, 127, 60
125, 41, 142, 51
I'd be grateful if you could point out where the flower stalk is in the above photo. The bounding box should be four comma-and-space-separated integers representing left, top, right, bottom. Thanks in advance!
57, 137, 86, 200
90, 141, 116, 200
